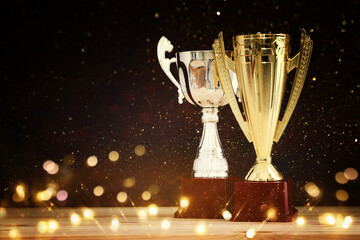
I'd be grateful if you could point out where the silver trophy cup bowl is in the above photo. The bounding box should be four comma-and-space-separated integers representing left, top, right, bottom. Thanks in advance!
157, 36, 237, 178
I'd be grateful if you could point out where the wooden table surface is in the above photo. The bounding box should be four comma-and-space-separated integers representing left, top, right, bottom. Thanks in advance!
0, 206, 359, 239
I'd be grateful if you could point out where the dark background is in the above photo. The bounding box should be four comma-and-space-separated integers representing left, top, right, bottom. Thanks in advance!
0, 0, 359, 207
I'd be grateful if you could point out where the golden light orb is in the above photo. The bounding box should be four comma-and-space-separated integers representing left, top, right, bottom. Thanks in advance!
222, 210, 232, 221
336, 189, 349, 201
148, 204, 158, 216
134, 145, 146, 156
123, 177, 136, 188
70, 213, 81, 225
93, 186, 104, 196
9, 228, 20, 239
195, 223, 206, 235
161, 219, 171, 230
326, 214, 336, 225
246, 228, 256, 239
83, 209, 94, 219
344, 168, 358, 180
48, 220, 58, 233
37, 221, 48, 233
296, 217, 305, 226
137, 209, 147, 220
87, 155, 98, 167
108, 151, 119, 161
180, 198, 189, 208
117, 191, 128, 203
141, 191, 151, 201
304, 182, 320, 197
335, 172, 348, 184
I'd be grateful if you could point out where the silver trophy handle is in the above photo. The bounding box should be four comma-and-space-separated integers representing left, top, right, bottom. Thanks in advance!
274, 29, 313, 142
157, 36, 185, 104
213, 32, 252, 142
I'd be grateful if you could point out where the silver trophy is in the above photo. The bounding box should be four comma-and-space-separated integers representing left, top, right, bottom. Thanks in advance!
157, 36, 237, 178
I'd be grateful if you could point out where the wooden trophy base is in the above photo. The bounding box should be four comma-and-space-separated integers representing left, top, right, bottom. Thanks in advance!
174, 177, 239, 219
233, 179, 297, 222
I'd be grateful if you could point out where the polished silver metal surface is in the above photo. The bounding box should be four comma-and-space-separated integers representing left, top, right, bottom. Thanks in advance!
157, 37, 237, 178
213, 30, 313, 181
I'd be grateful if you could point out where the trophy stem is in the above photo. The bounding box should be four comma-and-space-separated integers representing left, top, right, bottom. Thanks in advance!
193, 107, 228, 178
245, 157, 283, 181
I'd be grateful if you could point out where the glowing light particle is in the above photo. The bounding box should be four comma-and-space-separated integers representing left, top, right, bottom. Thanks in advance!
180, 198, 189, 208
161, 219, 171, 230
148, 204, 158, 216
137, 210, 147, 220
117, 192, 128, 203
246, 229, 256, 239
37, 221, 48, 233
87, 155, 98, 167
195, 223, 206, 235
123, 177, 136, 188
342, 216, 352, 228
335, 172, 348, 184
56, 190, 68, 201
336, 189, 349, 201
43, 160, 55, 172
222, 210, 232, 221
70, 213, 81, 225
326, 214, 336, 225
48, 220, 58, 233
296, 217, 305, 226
83, 209, 94, 219
16, 185, 25, 198
344, 168, 358, 180
9, 228, 20, 239
108, 151, 119, 161
216, 11, 221, 15
267, 208, 277, 220
304, 182, 320, 197
111, 218, 120, 231
93, 186, 104, 196
142, 191, 151, 201
134, 145, 146, 156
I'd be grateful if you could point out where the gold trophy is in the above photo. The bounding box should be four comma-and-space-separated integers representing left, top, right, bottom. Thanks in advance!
213, 29, 313, 221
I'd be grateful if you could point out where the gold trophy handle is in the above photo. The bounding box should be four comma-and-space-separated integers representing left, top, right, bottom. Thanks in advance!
213, 32, 252, 142
274, 29, 313, 142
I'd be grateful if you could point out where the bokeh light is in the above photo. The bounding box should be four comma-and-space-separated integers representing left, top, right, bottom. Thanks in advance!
336, 189, 349, 201
108, 151, 119, 161
9, 228, 20, 239
36, 189, 53, 201
148, 204, 158, 215
0, 208, 6, 218
87, 155, 98, 167
296, 217, 305, 226
134, 145, 146, 156
222, 210, 232, 221
195, 223, 206, 235
56, 190, 68, 201
48, 220, 58, 233
161, 219, 171, 230
326, 214, 336, 225
117, 192, 128, 203
93, 186, 104, 196
342, 216, 352, 229
246, 229, 256, 238
304, 182, 320, 197
180, 198, 189, 208
344, 168, 358, 180
335, 172, 348, 184
83, 209, 94, 219
137, 209, 147, 220
37, 221, 48, 233
111, 218, 120, 231
141, 191, 151, 201
123, 177, 136, 188
70, 213, 81, 225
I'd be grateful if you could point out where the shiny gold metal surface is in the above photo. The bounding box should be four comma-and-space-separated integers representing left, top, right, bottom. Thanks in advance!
213, 29, 313, 181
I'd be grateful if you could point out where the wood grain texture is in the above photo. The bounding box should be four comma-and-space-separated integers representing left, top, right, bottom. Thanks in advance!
1, 207, 359, 239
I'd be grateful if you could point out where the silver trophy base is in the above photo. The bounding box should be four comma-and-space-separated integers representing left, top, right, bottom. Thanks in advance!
193, 107, 228, 178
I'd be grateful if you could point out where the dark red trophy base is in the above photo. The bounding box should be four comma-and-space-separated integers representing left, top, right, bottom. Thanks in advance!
233, 179, 297, 222
174, 177, 239, 219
